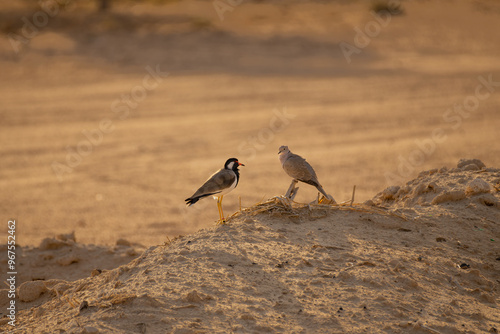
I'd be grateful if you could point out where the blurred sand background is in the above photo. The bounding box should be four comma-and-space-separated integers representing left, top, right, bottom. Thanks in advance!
1, 0, 500, 246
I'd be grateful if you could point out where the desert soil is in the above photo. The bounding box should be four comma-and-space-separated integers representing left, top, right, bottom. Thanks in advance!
1, 159, 500, 333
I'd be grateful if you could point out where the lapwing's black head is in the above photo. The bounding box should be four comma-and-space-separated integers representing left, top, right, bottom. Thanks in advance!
224, 158, 244, 171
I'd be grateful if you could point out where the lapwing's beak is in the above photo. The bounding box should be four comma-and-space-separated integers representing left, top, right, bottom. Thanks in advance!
238, 162, 245, 166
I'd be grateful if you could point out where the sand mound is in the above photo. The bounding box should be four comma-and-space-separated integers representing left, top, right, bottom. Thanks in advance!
2, 161, 500, 333
373, 159, 500, 209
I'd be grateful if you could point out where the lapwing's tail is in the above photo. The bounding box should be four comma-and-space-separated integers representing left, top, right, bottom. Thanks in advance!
185, 197, 199, 207
185, 192, 218, 207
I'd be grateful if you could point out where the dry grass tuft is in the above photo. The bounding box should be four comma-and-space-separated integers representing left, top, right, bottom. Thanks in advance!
229, 196, 408, 222
163, 235, 185, 247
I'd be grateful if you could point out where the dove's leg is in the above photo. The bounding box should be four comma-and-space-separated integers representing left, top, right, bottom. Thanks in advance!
289, 184, 299, 200
285, 179, 299, 198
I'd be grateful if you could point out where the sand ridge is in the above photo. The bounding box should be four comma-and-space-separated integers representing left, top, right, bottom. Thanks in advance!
1, 160, 499, 333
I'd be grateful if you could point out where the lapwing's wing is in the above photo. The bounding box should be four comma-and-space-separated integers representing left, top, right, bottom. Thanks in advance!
185, 168, 236, 206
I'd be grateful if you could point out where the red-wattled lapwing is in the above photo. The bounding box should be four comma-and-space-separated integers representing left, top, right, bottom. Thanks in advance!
185, 158, 244, 224
278, 146, 335, 203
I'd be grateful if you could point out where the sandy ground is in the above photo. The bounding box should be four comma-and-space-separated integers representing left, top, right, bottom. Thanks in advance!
1, 159, 499, 333
0, 0, 500, 332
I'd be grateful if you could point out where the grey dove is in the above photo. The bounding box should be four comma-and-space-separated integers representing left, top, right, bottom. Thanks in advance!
278, 146, 335, 202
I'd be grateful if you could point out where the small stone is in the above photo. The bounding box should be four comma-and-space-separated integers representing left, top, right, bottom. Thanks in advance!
462, 164, 479, 171
412, 183, 427, 196
39, 238, 70, 250
395, 186, 411, 197
466, 178, 491, 195
431, 190, 466, 204
91, 269, 102, 277
126, 249, 138, 256
185, 290, 203, 303
380, 186, 400, 200
427, 182, 439, 192
457, 158, 486, 169
57, 254, 80, 266
241, 313, 255, 321
18, 281, 47, 302
476, 194, 499, 208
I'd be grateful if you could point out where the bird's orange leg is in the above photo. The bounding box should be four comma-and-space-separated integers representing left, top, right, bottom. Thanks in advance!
218, 195, 226, 224
215, 196, 226, 225
216, 197, 222, 222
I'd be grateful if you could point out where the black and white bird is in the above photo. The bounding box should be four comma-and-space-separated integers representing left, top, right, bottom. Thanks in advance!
185, 158, 244, 224
278, 146, 335, 203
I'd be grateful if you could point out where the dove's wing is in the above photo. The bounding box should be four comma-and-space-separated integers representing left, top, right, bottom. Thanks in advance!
282, 154, 320, 187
